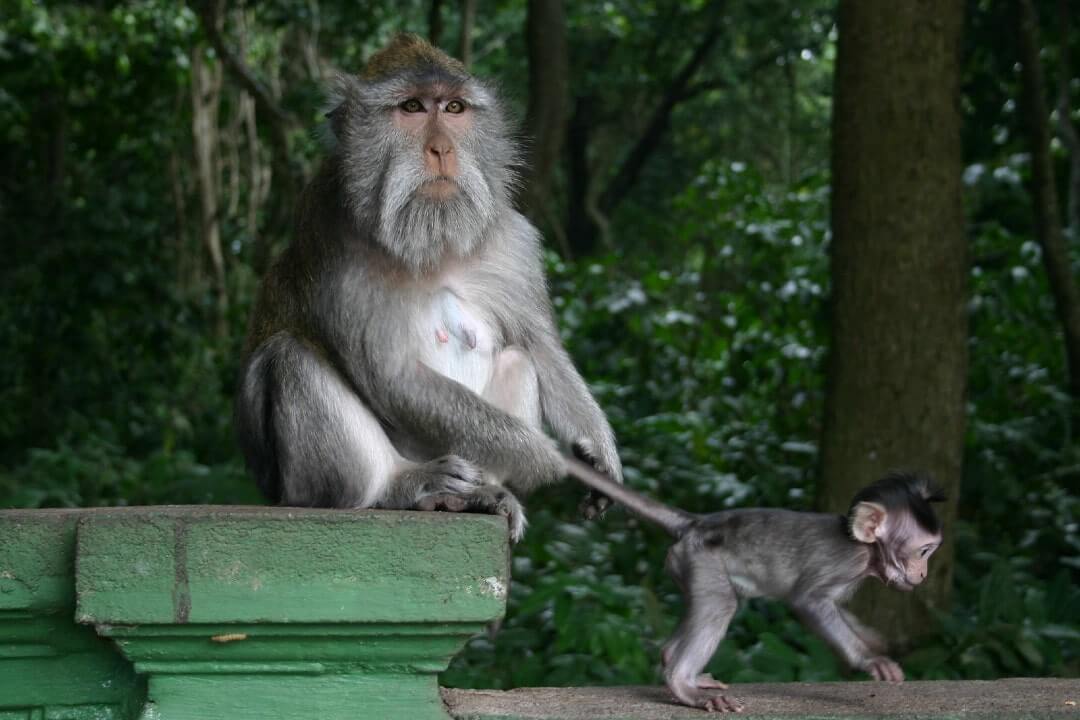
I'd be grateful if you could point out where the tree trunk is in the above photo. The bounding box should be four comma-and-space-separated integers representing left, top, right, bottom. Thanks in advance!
429, 0, 445, 47
566, 95, 597, 258
191, 43, 229, 339
521, 0, 569, 224
819, 0, 967, 649
1018, 0, 1080, 403
458, 0, 476, 68
1056, 0, 1080, 238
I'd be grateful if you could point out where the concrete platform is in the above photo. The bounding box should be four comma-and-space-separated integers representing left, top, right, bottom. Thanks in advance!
444, 678, 1080, 719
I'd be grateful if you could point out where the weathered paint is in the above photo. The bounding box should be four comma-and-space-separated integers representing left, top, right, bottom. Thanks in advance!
75, 507, 509, 625
73, 506, 511, 720
0, 510, 144, 719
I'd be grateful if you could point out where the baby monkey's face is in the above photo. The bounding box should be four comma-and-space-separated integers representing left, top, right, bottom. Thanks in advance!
887, 522, 942, 591
849, 498, 942, 591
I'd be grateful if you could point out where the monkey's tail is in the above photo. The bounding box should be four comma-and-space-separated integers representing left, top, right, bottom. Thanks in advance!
564, 456, 695, 538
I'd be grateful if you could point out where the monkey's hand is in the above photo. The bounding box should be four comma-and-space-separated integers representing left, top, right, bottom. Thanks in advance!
863, 656, 904, 682
572, 437, 623, 520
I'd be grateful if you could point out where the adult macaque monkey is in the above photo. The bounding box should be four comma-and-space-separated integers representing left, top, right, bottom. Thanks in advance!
236, 34, 621, 541
565, 460, 944, 713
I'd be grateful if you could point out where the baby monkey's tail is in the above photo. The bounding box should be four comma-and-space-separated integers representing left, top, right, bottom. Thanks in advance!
564, 456, 696, 538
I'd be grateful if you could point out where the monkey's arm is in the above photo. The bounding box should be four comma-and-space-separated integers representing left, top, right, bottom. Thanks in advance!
527, 325, 623, 485
502, 214, 622, 486
792, 598, 904, 682
380, 361, 565, 489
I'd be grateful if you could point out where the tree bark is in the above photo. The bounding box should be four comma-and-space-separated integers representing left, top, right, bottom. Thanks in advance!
566, 95, 596, 257
819, 0, 968, 648
429, 0, 445, 46
1017, 0, 1080, 402
191, 43, 229, 339
1055, 0, 1080, 237
521, 0, 569, 224
458, 0, 476, 68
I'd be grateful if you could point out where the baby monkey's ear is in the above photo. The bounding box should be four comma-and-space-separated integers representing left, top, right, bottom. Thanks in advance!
850, 501, 888, 543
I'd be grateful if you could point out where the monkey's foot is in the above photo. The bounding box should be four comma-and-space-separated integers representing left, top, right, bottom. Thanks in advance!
865, 655, 904, 682
669, 680, 742, 713
700, 692, 743, 713
416, 484, 527, 543
696, 673, 728, 689
677, 688, 742, 713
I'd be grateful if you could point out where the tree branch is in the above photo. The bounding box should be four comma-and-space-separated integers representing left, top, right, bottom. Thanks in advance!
194, 0, 295, 129
679, 48, 787, 101
598, 2, 727, 215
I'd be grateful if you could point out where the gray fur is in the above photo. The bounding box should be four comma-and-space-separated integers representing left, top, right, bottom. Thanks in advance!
235, 46, 620, 543
564, 464, 939, 710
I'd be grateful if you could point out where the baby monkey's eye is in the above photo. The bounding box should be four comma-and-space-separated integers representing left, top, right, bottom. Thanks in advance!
444, 99, 466, 114
400, 98, 425, 113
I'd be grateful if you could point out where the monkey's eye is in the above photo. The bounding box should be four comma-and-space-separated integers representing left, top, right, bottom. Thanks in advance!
444, 99, 466, 114
400, 98, 425, 113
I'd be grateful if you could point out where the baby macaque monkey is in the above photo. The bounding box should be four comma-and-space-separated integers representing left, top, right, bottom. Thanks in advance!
564, 458, 944, 713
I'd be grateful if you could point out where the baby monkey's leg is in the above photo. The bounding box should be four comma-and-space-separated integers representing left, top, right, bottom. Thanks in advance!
662, 554, 742, 713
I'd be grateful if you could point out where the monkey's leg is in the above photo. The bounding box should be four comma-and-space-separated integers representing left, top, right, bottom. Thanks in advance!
237, 332, 402, 508
793, 599, 904, 682
662, 555, 742, 713
483, 345, 542, 429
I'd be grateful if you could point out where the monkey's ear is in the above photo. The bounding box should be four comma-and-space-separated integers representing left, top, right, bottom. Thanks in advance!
850, 501, 888, 543
323, 71, 362, 140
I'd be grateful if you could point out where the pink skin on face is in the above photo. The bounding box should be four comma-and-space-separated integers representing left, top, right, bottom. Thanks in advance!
392, 90, 473, 199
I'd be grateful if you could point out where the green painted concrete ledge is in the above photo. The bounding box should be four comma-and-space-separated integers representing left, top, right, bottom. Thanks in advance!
2, 506, 509, 720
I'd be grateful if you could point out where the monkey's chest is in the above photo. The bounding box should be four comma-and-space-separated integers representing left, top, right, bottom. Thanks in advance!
417, 289, 497, 394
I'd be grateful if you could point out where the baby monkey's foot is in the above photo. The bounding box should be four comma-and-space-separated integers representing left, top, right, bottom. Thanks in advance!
670, 678, 742, 713
696, 673, 728, 689
698, 690, 742, 713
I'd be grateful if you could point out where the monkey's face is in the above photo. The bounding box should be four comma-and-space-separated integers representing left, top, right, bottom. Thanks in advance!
328, 66, 518, 275
392, 90, 472, 197
883, 522, 941, 591
850, 500, 942, 591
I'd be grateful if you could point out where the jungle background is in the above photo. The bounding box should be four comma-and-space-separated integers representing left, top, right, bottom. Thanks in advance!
1, 0, 1078, 686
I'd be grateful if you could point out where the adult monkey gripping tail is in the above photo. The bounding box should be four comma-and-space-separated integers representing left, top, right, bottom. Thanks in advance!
235, 34, 621, 541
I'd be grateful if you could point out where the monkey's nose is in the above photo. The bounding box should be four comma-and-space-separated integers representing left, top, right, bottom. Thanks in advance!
427, 140, 453, 157
424, 135, 456, 175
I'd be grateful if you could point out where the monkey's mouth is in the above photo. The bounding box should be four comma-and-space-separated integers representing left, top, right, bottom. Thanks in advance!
418, 176, 460, 200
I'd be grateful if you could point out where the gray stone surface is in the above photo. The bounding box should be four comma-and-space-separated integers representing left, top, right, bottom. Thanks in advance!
444, 679, 1080, 719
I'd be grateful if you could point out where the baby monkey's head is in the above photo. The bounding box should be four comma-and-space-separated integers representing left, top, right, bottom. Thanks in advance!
847, 470, 945, 591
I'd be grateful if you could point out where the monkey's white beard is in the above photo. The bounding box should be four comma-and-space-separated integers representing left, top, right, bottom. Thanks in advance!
378, 150, 497, 275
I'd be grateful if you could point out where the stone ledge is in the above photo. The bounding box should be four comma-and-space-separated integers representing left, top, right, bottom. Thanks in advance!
442, 679, 1080, 719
